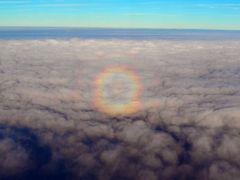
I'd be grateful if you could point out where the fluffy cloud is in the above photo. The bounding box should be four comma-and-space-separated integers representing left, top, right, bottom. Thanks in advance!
0, 39, 240, 179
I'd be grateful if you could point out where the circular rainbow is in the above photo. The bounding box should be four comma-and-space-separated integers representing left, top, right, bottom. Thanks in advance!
93, 65, 142, 115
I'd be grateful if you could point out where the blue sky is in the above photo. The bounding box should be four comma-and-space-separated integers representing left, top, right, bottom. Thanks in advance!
0, 0, 240, 29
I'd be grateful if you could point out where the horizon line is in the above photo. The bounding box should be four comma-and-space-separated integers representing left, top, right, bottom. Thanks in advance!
0, 26, 240, 31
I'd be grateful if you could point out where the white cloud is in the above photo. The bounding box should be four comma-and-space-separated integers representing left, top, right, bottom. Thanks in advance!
196, 3, 240, 9
0, 38, 240, 179
35, 3, 89, 7
0, 1, 30, 4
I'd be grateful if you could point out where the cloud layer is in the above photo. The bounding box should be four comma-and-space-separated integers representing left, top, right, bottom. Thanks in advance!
0, 39, 240, 179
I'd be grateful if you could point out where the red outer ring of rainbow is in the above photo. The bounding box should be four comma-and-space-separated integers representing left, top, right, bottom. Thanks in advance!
92, 65, 142, 115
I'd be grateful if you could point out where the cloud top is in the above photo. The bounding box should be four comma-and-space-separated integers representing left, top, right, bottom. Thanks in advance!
0, 39, 240, 179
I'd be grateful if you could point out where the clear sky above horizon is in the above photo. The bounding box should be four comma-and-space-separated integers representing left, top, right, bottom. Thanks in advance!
0, 0, 240, 30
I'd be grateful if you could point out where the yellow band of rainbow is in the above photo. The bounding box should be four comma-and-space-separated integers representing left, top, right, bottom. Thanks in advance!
93, 65, 142, 116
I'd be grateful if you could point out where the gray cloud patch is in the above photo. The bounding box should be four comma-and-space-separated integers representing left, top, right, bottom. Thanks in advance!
0, 39, 240, 180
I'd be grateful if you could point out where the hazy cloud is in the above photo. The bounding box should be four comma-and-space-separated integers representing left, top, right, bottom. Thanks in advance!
0, 1, 30, 4
196, 3, 240, 9
0, 39, 240, 179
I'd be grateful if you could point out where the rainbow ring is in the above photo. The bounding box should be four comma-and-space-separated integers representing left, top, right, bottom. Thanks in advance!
93, 65, 142, 116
